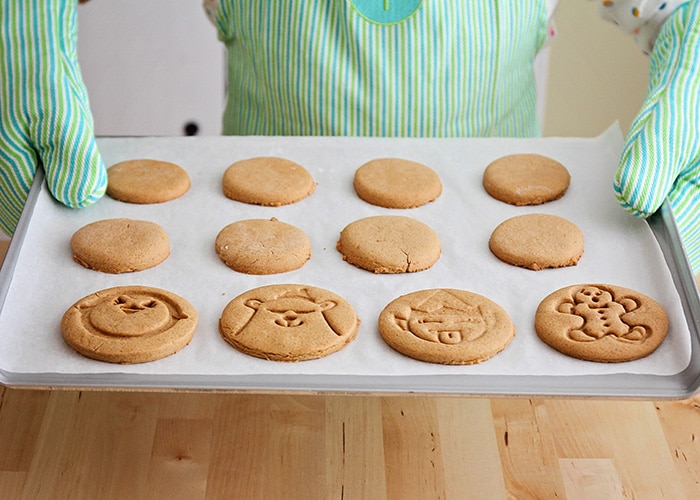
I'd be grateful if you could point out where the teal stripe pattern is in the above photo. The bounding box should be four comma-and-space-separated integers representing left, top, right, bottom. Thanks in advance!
0, 0, 107, 236
614, 0, 700, 273
214, 0, 548, 137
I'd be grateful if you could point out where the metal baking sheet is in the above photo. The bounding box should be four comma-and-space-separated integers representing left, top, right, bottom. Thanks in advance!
1, 125, 699, 397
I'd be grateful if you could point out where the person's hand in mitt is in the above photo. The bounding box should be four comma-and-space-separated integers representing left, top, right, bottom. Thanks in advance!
0, 0, 106, 236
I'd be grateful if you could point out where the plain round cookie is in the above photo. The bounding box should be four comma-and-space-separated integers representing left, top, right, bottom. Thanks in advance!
215, 218, 311, 275
379, 288, 515, 365
107, 159, 191, 204
337, 215, 441, 273
489, 214, 584, 270
61, 286, 197, 364
71, 218, 170, 273
219, 284, 360, 362
535, 283, 669, 363
222, 157, 316, 206
353, 158, 442, 208
483, 153, 570, 206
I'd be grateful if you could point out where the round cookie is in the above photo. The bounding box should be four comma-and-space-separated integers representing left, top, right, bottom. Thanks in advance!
336, 215, 441, 273
215, 218, 311, 275
219, 284, 360, 362
353, 158, 442, 208
379, 288, 515, 365
535, 284, 669, 363
107, 159, 190, 203
483, 153, 570, 205
71, 218, 170, 273
61, 286, 198, 364
489, 213, 584, 270
222, 157, 316, 206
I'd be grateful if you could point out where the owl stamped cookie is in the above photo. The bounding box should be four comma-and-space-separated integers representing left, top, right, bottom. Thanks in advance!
535, 284, 669, 362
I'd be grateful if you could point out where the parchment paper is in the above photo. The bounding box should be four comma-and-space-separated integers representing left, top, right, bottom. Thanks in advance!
0, 125, 692, 388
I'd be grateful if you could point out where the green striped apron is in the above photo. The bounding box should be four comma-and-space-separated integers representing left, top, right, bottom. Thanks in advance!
212, 0, 549, 137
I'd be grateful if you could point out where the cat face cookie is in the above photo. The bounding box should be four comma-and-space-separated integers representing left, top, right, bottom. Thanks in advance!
378, 288, 515, 365
535, 284, 669, 362
61, 286, 197, 364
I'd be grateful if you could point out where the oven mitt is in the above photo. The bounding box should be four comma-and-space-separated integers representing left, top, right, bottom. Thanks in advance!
0, 0, 107, 236
608, 1, 700, 273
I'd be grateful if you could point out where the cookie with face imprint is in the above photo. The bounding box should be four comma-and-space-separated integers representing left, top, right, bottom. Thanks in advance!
222, 157, 316, 206
219, 284, 360, 361
61, 286, 197, 364
378, 288, 515, 365
535, 283, 669, 362
107, 159, 191, 203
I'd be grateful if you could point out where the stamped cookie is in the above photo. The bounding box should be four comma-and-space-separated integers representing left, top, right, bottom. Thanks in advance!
353, 158, 442, 208
219, 284, 360, 361
215, 218, 311, 274
483, 153, 570, 205
61, 286, 197, 364
535, 284, 669, 362
379, 288, 515, 365
489, 214, 584, 270
222, 157, 316, 206
337, 215, 441, 273
71, 218, 170, 274
107, 159, 191, 203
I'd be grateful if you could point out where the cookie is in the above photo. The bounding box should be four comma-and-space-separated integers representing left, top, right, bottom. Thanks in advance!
215, 218, 311, 274
61, 286, 197, 364
488, 214, 584, 270
379, 288, 515, 365
222, 157, 316, 206
336, 215, 441, 273
70, 218, 170, 274
482, 153, 570, 205
535, 284, 669, 362
353, 158, 442, 208
107, 159, 191, 203
219, 284, 360, 361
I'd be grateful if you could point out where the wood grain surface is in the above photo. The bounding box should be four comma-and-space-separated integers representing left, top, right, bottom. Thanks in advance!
1, 240, 699, 499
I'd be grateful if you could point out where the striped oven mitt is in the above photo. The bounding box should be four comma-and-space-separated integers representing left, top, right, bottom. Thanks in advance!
0, 0, 106, 236
599, 0, 700, 274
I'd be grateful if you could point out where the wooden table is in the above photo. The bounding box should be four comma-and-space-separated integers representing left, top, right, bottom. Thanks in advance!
1, 241, 699, 498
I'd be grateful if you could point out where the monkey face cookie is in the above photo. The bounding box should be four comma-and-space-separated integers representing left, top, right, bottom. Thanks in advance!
71, 218, 170, 274
353, 158, 442, 208
535, 284, 669, 362
219, 284, 360, 361
61, 286, 198, 364
483, 153, 570, 206
379, 289, 515, 365
337, 215, 441, 273
107, 159, 191, 204
222, 157, 316, 206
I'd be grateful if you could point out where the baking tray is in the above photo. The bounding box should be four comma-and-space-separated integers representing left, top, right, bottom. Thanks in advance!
1, 125, 699, 397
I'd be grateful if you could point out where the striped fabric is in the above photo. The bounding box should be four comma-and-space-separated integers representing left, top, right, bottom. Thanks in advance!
212, 1, 549, 137
614, 0, 700, 274
0, 0, 106, 236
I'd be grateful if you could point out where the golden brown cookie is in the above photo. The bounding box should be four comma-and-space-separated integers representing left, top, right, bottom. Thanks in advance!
353, 158, 442, 208
336, 215, 441, 273
71, 218, 170, 274
107, 159, 191, 203
535, 284, 669, 362
488, 214, 584, 270
379, 288, 515, 365
219, 284, 360, 361
215, 218, 311, 275
61, 286, 198, 364
222, 157, 316, 206
482, 153, 570, 205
